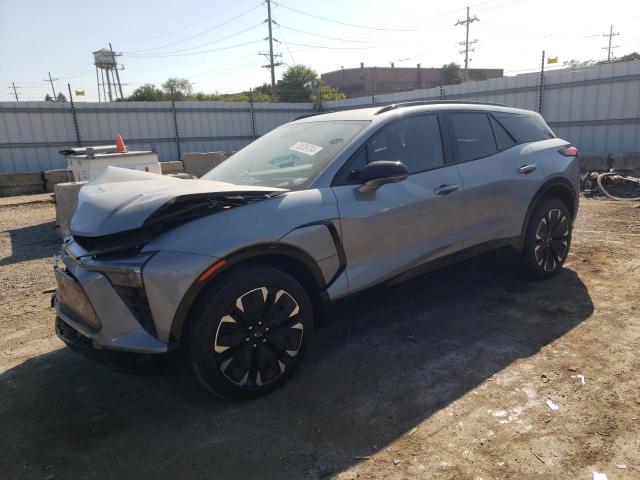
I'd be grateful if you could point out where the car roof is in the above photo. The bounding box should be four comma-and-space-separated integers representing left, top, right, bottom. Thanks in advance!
293, 102, 534, 124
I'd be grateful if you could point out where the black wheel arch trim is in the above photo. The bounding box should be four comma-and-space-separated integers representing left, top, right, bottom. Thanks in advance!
520, 176, 578, 241
169, 222, 345, 342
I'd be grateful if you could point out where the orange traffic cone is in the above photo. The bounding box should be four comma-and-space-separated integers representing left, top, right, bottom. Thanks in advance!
115, 134, 128, 153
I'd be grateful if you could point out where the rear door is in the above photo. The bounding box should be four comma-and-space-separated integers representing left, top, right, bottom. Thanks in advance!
331, 113, 466, 294
446, 111, 544, 248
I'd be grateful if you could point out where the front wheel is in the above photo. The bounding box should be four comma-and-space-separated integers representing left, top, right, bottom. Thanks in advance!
185, 265, 314, 399
521, 198, 572, 279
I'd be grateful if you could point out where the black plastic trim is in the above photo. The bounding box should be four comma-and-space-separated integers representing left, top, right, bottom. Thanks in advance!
520, 176, 579, 238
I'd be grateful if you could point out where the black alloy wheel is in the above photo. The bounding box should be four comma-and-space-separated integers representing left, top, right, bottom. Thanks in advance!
185, 265, 313, 399
522, 197, 572, 279
214, 287, 304, 387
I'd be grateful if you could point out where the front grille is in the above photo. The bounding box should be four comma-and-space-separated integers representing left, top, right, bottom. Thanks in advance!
114, 286, 157, 337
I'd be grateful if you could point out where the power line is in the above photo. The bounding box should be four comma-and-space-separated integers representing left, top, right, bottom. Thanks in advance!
602, 24, 620, 61
275, 23, 379, 43
123, 39, 264, 58
119, 0, 246, 45
123, 22, 263, 57
273, 1, 419, 32
455, 6, 479, 81
123, 1, 263, 54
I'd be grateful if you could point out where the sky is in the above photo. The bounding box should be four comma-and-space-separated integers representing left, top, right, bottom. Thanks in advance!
1, 0, 639, 102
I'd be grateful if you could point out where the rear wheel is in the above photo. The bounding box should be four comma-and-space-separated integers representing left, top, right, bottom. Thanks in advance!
521, 198, 572, 279
185, 265, 313, 399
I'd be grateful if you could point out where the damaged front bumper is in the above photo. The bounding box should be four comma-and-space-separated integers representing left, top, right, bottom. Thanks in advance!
52, 240, 172, 355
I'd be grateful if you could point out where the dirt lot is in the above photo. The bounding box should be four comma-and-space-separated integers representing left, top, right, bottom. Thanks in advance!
1, 194, 639, 479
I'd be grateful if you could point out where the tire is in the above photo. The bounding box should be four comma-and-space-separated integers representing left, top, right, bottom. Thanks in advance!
184, 264, 314, 399
521, 197, 572, 279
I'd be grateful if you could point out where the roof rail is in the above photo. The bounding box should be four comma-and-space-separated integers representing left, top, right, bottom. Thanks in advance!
375, 100, 509, 115
291, 111, 328, 121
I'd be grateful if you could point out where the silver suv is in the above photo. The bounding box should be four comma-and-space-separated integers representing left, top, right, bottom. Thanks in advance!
53, 102, 580, 398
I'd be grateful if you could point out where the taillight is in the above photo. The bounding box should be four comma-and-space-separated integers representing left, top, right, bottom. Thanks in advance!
559, 146, 579, 157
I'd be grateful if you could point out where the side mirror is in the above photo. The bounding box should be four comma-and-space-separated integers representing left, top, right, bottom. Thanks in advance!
357, 160, 409, 194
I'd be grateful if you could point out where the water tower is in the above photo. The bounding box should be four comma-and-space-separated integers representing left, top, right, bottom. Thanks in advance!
93, 46, 124, 102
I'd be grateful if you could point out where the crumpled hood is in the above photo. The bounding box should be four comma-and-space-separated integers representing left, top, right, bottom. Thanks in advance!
70, 166, 286, 237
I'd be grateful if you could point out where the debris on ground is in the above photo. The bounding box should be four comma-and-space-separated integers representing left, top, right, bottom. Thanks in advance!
545, 399, 560, 411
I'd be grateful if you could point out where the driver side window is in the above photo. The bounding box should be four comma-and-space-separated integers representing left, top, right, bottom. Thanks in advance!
335, 114, 444, 185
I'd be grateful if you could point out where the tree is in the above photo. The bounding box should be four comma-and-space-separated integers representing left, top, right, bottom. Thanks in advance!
126, 84, 166, 101
441, 62, 463, 85
616, 52, 640, 62
162, 77, 193, 98
56, 92, 67, 102
277, 65, 319, 102
44, 94, 53, 102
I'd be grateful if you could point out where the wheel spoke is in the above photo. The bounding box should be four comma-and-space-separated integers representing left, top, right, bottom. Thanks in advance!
237, 287, 268, 324
551, 214, 569, 237
214, 286, 304, 388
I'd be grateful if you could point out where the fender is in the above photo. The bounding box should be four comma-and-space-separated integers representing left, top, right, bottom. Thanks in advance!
519, 175, 579, 241
168, 243, 329, 342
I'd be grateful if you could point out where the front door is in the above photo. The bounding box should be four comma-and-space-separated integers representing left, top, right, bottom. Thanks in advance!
331, 114, 466, 294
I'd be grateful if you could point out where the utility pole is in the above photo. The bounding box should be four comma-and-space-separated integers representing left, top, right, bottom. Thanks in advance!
455, 6, 479, 81
538, 50, 545, 114
109, 43, 125, 100
602, 25, 619, 62
10, 82, 19, 102
260, 0, 281, 102
45, 71, 58, 99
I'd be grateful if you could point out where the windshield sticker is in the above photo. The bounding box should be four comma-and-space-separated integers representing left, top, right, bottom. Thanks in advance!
289, 141, 323, 156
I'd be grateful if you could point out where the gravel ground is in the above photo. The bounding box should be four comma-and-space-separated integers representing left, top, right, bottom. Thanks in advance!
0, 194, 639, 480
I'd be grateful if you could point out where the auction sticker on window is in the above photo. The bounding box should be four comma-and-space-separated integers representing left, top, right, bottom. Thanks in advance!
289, 141, 323, 156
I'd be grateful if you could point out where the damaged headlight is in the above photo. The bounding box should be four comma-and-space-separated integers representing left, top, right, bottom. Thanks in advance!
79, 252, 154, 288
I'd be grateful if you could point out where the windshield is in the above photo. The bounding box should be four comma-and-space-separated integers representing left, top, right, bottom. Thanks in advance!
202, 120, 368, 189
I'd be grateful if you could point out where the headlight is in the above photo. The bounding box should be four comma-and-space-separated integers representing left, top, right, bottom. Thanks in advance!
79, 252, 155, 288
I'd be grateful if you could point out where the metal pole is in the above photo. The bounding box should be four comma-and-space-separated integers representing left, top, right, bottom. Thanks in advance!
105, 68, 114, 102
67, 83, 82, 146
538, 50, 545, 114
100, 69, 107, 102
170, 86, 181, 160
11, 82, 19, 102
440, 71, 445, 100
47, 72, 57, 99
464, 7, 470, 81
370, 84, 375, 107
96, 66, 101, 102
267, 0, 277, 102
109, 43, 125, 100
248, 88, 256, 140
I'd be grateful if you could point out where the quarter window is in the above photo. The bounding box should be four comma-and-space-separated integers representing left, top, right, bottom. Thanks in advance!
448, 112, 498, 162
492, 112, 555, 143
489, 115, 517, 150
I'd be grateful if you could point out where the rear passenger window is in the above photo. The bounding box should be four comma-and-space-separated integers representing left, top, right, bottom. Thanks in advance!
448, 113, 498, 161
492, 113, 555, 143
489, 115, 517, 150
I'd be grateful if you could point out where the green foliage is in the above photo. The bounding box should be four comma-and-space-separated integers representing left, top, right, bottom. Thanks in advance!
616, 52, 640, 62
126, 84, 166, 101
162, 77, 193, 98
441, 62, 463, 85
44, 94, 53, 102
277, 65, 319, 102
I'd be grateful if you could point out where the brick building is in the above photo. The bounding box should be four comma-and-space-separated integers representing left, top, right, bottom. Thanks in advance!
321, 66, 504, 98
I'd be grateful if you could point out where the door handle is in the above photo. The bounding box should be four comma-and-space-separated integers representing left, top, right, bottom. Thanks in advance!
434, 184, 459, 195
517, 164, 537, 174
